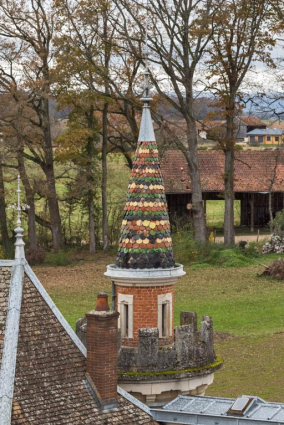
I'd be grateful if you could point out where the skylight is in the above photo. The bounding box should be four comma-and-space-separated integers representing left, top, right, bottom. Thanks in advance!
227, 397, 254, 415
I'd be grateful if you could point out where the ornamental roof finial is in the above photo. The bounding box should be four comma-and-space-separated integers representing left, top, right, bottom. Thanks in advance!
8, 175, 29, 260
140, 1, 152, 104
138, 5, 155, 143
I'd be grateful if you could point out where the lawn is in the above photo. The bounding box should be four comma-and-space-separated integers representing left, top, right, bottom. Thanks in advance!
206, 200, 241, 228
34, 250, 284, 402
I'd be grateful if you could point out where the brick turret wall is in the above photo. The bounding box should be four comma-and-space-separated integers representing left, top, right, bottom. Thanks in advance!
116, 284, 174, 347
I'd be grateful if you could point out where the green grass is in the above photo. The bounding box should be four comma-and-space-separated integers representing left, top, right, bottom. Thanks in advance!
35, 250, 284, 401
207, 334, 284, 401
206, 200, 241, 228
174, 260, 284, 337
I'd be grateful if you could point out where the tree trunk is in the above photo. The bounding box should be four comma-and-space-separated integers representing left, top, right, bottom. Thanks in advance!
269, 191, 273, 234
223, 93, 236, 247
102, 10, 110, 252
89, 193, 96, 254
102, 102, 109, 250
0, 162, 11, 256
17, 148, 37, 248
186, 121, 207, 242
85, 107, 97, 254
224, 149, 235, 245
42, 97, 63, 251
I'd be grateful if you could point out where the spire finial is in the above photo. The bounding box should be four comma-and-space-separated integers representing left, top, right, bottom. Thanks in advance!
8, 175, 29, 260
140, 0, 152, 104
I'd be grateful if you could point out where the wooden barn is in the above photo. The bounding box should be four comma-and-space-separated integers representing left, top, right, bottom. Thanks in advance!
160, 150, 284, 228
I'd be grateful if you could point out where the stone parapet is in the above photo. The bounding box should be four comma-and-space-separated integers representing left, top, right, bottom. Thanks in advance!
118, 312, 215, 375
76, 311, 222, 382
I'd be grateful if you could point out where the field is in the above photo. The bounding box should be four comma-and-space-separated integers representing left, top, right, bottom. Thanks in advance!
35, 250, 284, 403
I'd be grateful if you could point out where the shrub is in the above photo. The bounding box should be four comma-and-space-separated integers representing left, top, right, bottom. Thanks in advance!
235, 144, 243, 151
44, 251, 71, 266
26, 247, 46, 265
172, 229, 261, 267
270, 209, 284, 237
241, 241, 263, 258
172, 229, 198, 264
203, 248, 253, 267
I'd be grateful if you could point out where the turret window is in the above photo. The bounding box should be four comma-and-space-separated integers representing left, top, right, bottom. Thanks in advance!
118, 294, 133, 338
158, 293, 172, 337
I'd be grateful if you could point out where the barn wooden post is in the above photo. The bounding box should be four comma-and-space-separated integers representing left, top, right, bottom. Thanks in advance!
250, 193, 254, 233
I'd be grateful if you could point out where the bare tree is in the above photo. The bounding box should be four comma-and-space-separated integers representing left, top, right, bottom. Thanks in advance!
111, 0, 220, 242
54, 0, 150, 249
206, 0, 273, 245
0, 0, 63, 250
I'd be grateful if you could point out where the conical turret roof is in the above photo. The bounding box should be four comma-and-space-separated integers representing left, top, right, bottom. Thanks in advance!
116, 99, 175, 270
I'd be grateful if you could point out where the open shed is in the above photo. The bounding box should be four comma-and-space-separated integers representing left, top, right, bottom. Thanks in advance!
160, 150, 284, 229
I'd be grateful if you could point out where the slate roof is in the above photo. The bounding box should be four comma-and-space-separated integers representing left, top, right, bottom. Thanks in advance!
0, 259, 156, 424
247, 128, 284, 136
116, 100, 174, 269
161, 150, 284, 193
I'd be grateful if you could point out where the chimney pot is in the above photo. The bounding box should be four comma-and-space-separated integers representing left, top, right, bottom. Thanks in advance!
95, 292, 110, 312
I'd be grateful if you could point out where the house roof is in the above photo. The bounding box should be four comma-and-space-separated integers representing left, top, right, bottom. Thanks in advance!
160, 150, 284, 193
151, 395, 284, 425
238, 116, 266, 127
0, 259, 156, 424
247, 128, 284, 136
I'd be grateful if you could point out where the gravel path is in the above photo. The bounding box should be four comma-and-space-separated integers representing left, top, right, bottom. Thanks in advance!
215, 234, 270, 243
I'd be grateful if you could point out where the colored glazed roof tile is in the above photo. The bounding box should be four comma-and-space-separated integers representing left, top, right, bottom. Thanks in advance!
116, 105, 175, 269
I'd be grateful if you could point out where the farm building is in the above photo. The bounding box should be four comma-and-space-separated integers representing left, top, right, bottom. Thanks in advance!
247, 128, 284, 145
236, 116, 266, 140
196, 116, 266, 141
160, 150, 284, 228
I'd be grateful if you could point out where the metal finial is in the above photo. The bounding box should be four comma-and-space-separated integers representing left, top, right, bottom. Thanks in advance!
8, 175, 30, 260
140, 0, 152, 103
138, 0, 155, 142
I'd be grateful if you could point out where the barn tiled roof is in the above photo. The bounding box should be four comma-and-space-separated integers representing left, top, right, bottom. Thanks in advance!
238, 116, 266, 127
268, 121, 284, 130
161, 150, 284, 193
0, 260, 156, 424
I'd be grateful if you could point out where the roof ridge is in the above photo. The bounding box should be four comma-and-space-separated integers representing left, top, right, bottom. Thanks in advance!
0, 263, 25, 425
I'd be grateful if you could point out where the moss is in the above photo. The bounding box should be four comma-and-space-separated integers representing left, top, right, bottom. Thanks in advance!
118, 354, 223, 377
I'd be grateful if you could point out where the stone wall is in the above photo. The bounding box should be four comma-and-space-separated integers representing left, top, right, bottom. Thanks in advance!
76, 311, 215, 374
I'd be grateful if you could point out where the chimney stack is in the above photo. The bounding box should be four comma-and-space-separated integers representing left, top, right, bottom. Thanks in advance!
86, 292, 119, 410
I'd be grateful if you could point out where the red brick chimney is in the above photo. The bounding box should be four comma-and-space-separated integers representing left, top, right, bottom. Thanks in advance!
86, 292, 119, 410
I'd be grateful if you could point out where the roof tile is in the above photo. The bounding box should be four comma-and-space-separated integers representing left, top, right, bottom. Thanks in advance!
161, 150, 284, 193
